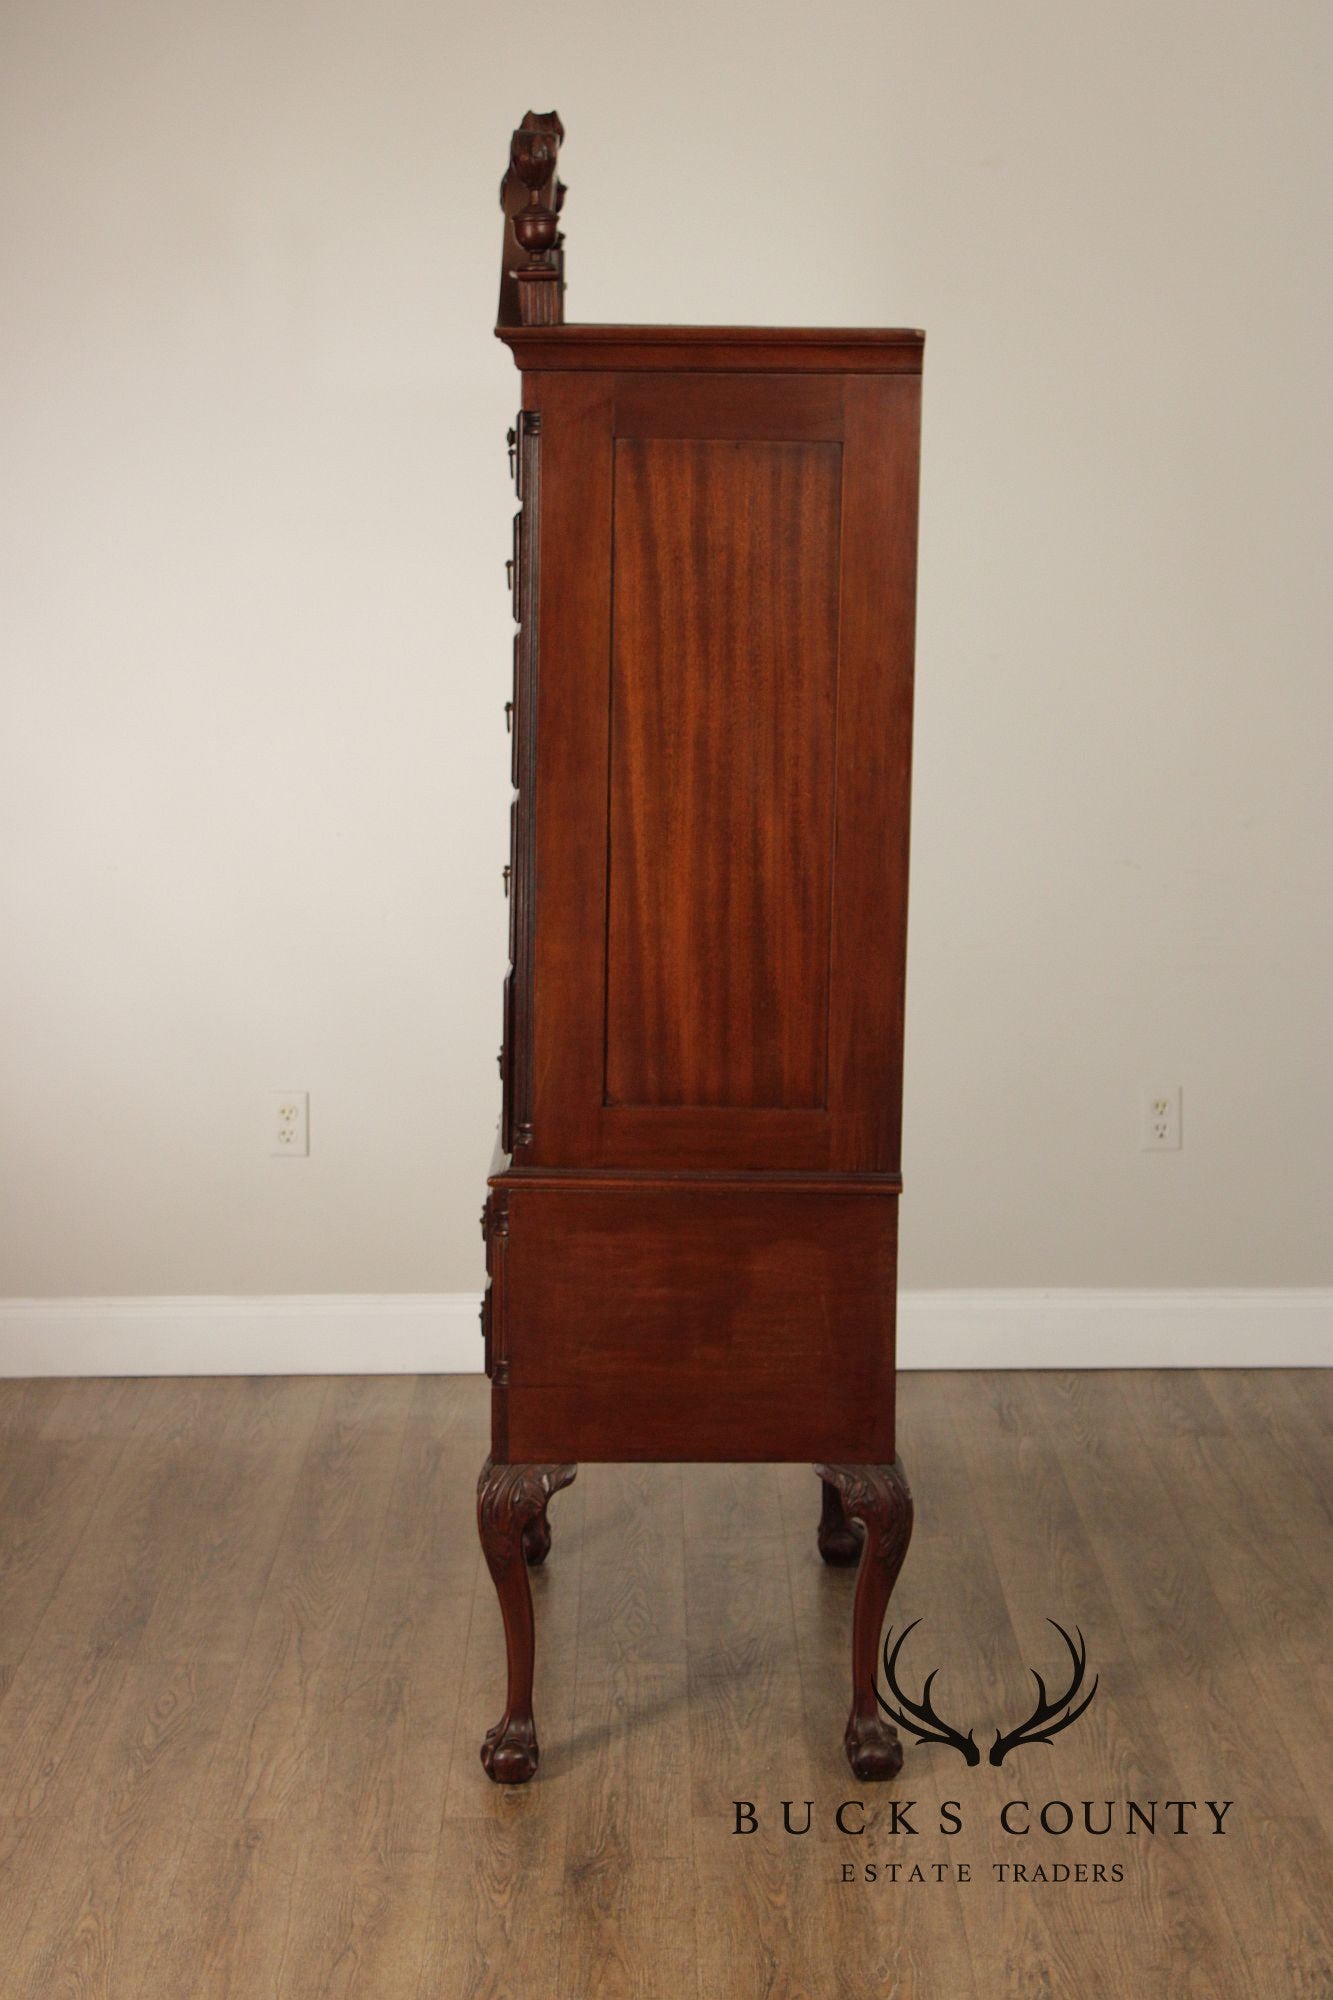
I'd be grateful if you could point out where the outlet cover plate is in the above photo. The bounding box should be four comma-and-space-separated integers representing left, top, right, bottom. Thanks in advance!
1140, 1085, 1182, 1152
271, 1091, 309, 1157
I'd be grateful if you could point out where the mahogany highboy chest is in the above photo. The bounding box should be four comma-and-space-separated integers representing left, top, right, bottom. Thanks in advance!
477, 113, 922, 1783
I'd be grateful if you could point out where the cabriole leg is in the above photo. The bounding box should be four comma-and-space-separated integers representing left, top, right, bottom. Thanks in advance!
813, 1460, 914, 1780
476, 1456, 577, 1783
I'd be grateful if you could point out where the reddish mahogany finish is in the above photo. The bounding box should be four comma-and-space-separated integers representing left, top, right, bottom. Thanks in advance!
605, 436, 841, 1111
815, 1462, 915, 1778
478, 113, 923, 1784
501, 325, 925, 373
496, 1184, 897, 1463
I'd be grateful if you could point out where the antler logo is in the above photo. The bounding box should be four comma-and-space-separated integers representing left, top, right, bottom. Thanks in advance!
877, 1622, 981, 1765
877, 1619, 1099, 1767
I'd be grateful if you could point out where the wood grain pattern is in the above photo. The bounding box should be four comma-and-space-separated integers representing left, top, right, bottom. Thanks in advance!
613, 371, 844, 441
0, 1432, 124, 1663
4, 1659, 234, 1997
499, 324, 925, 373
501, 1184, 897, 1463
605, 436, 841, 1111
518, 363, 921, 1174
0, 1370, 1327, 1996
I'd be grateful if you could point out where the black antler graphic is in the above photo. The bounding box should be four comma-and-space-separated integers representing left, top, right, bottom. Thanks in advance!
876, 1622, 980, 1766
988, 1621, 1099, 1766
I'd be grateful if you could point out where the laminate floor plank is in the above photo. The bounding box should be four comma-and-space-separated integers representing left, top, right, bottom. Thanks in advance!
254, 1663, 454, 1999
1198, 1369, 1333, 1531
0, 1643, 132, 1962
901, 1380, 1098, 2000
234, 1374, 412, 1672
142, 1818, 306, 1997
415, 1814, 567, 2000
0, 1377, 68, 1439
690, 1815, 830, 2000
274, 1850, 441, 1998
1030, 1372, 1333, 1994
4, 1657, 236, 1998
355, 1373, 482, 1667
564, 1463, 691, 1872
1117, 1373, 1331, 1713
682, 1460, 788, 1550
947, 1373, 1256, 1998
684, 1540, 814, 1815
0, 1433, 125, 1668
196, 1378, 422, 1824
21, 1379, 225, 1664
1206, 1365, 1331, 1439
36, 1377, 153, 1441
562, 1855, 699, 2000
136, 1377, 326, 1667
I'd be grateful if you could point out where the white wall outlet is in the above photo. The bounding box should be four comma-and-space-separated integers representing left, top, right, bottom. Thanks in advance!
1140, 1086, 1182, 1151
270, 1091, 309, 1157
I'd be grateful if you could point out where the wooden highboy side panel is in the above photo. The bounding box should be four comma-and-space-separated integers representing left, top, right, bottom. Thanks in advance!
525, 369, 921, 1174
497, 1184, 898, 1464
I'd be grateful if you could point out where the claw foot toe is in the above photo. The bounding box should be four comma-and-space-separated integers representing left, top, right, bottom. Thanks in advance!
845, 1717, 904, 1782
480, 1717, 540, 1784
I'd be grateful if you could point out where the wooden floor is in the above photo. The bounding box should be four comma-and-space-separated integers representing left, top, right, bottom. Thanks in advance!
0, 1371, 1328, 1997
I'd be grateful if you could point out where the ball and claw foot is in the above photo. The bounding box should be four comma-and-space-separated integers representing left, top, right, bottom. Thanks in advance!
476, 1457, 576, 1785
814, 1460, 915, 1783
845, 1715, 905, 1782
480, 1714, 541, 1784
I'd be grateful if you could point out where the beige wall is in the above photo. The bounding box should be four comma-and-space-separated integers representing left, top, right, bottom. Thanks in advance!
1, 0, 1329, 1299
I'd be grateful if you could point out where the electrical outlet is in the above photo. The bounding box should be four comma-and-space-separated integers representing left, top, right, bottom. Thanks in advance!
1140, 1086, 1182, 1152
270, 1091, 309, 1157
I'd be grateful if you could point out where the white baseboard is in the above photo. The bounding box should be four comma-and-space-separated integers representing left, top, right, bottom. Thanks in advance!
0, 1294, 482, 1377
0, 1288, 1327, 1377
896, 1288, 1331, 1368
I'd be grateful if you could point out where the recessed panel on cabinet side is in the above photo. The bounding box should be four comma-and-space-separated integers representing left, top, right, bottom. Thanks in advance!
524, 368, 921, 1174
604, 436, 841, 1110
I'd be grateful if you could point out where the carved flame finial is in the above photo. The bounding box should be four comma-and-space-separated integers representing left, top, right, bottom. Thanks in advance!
498, 112, 566, 328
